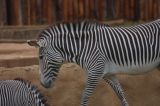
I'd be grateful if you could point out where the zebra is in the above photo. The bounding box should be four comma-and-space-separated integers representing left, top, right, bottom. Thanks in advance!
0, 78, 48, 106
28, 19, 160, 106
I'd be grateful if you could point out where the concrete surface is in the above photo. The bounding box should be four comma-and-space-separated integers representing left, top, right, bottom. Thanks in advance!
0, 43, 38, 67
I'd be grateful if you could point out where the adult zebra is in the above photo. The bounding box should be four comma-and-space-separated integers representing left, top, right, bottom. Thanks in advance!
0, 78, 48, 106
28, 19, 160, 106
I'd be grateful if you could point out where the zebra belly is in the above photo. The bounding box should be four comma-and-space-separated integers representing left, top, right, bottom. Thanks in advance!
104, 60, 160, 75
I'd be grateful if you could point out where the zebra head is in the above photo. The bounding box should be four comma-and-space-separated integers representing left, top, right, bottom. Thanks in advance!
27, 39, 63, 88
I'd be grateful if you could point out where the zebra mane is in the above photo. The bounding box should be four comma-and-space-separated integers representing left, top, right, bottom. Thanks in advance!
14, 78, 49, 106
37, 20, 108, 39
39, 18, 160, 36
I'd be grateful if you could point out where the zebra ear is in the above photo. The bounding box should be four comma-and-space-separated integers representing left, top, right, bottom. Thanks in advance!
27, 40, 40, 47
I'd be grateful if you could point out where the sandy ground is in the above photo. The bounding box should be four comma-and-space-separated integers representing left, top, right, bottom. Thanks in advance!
1, 65, 160, 106
0, 43, 160, 106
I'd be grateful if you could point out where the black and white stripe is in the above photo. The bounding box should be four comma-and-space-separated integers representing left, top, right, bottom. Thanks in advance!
99, 21, 160, 67
0, 78, 48, 106
31, 19, 160, 106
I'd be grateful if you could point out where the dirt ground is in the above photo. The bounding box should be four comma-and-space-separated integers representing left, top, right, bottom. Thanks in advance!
1, 65, 160, 106
1, 43, 160, 106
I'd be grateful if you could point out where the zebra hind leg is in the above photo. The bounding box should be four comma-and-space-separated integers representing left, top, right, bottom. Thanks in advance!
103, 75, 129, 106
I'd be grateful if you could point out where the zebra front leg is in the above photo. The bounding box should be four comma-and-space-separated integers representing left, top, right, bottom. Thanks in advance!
103, 75, 129, 106
81, 72, 102, 106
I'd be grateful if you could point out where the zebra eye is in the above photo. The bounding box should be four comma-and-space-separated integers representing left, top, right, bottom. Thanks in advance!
39, 55, 43, 59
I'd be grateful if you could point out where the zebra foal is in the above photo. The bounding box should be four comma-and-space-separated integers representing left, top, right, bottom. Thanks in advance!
28, 19, 160, 106
0, 78, 48, 106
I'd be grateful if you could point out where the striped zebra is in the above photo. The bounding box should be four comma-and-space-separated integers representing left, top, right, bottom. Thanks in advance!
28, 19, 160, 106
0, 78, 48, 106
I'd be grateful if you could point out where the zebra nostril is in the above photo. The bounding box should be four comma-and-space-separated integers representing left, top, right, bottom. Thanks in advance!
48, 80, 52, 86
40, 80, 53, 88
